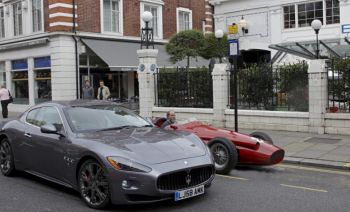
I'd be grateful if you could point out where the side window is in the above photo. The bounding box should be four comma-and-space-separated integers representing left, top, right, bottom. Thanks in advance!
36, 107, 64, 131
26, 108, 40, 126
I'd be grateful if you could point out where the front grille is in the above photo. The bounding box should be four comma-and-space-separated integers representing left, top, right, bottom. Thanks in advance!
157, 166, 214, 191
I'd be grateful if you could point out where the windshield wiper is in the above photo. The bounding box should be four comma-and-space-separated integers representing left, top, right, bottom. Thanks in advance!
98, 125, 137, 131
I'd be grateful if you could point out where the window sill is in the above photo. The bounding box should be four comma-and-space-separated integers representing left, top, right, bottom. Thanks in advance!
282, 24, 340, 33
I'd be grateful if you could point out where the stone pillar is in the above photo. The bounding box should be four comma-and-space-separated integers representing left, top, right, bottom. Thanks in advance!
308, 60, 328, 134
50, 35, 77, 101
212, 63, 229, 128
27, 58, 35, 106
340, 0, 350, 34
5, 61, 11, 91
137, 49, 158, 117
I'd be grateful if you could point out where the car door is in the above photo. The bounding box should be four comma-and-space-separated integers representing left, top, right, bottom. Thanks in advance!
23, 106, 69, 183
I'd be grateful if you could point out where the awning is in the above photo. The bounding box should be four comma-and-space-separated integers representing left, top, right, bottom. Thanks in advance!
269, 37, 350, 62
81, 38, 210, 70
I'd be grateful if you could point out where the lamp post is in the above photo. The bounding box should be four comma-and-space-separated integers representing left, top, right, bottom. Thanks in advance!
141, 11, 154, 49
239, 16, 248, 36
215, 29, 224, 63
311, 19, 322, 59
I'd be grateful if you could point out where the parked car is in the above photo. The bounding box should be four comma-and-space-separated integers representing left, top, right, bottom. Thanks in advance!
154, 118, 285, 174
0, 101, 215, 209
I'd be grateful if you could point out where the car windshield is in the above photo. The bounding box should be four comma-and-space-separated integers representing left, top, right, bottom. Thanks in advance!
65, 105, 152, 132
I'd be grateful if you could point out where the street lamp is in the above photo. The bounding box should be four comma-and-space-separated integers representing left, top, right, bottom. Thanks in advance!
311, 19, 322, 59
239, 16, 248, 35
141, 11, 154, 49
215, 29, 224, 63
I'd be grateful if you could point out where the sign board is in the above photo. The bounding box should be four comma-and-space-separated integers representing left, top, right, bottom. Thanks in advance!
228, 24, 238, 35
229, 39, 239, 56
342, 24, 350, 33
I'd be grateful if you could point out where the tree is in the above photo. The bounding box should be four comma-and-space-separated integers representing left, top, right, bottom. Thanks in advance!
199, 33, 228, 61
166, 30, 205, 67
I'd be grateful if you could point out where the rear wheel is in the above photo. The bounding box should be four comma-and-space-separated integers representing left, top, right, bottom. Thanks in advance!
0, 138, 15, 176
78, 159, 110, 209
208, 138, 238, 175
250, 132, 273, 145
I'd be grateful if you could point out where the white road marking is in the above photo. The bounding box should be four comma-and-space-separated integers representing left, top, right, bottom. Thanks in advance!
278, 164, 350, 176
280, 184, 328, 193
217, 175, 249, 181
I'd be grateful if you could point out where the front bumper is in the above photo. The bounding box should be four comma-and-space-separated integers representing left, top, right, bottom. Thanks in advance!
107, 155, 215, 205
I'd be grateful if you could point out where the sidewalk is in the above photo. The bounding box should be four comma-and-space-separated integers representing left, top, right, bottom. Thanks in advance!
240, 129, 350, 170
1, 112, 349, 170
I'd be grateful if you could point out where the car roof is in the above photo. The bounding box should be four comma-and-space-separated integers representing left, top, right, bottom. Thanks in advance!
35, 100, 121, 108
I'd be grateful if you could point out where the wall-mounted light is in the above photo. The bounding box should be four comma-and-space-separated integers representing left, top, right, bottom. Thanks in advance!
239, 16, 248, 35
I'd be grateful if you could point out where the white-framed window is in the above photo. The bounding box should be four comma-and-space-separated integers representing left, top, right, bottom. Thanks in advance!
0, 6, 5, 38
13, 1, 23, 36
102, 0, 123, 34
140, 1, 163, 39
177, 7, 192, 32
283, 0, 340, 29
32, 0, 43, 32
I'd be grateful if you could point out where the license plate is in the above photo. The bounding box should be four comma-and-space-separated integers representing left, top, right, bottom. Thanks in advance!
174, 185, 205, 201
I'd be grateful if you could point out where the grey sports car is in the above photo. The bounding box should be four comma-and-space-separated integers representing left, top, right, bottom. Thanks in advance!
0, 101, 215, 209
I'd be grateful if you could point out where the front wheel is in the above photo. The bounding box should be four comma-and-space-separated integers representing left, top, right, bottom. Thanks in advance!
209, 138, 238, 175
78, 159, 111, 209
0, 138, 16, 176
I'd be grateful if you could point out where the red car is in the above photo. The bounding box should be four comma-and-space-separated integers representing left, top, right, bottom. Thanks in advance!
154, 118, 285, 174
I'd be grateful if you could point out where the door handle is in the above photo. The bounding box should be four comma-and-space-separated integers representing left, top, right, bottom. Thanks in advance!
24, 133, 32, 138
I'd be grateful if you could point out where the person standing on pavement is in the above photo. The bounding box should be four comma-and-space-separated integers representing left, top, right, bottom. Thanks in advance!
82, 80, 94, 99
0, 85, 12, 118
97, 80, 110, 100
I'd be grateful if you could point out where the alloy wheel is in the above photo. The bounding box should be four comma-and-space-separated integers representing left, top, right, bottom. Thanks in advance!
0, 139, 14, 175
211, 143, 229, 169
79, 160, 110, 209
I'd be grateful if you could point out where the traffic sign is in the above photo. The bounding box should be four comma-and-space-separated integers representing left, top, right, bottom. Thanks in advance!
228, 39, 239, 56
228, 24, 238, 35
342, 24, 350, 34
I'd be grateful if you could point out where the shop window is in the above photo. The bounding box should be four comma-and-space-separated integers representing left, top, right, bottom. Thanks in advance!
0, 62, 5, 87
34, 57, 51, 104
12, 70, 29, 104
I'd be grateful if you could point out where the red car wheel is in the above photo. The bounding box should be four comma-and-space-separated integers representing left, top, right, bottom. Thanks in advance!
208, 138, 238, 175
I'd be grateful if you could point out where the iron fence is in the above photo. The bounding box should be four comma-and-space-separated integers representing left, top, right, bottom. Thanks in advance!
229, 62, 309, 112
327, 58, 350, 113
154, 67, 213, 108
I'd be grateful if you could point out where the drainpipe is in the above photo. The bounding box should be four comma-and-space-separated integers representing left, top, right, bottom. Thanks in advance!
72, 0, 79, 99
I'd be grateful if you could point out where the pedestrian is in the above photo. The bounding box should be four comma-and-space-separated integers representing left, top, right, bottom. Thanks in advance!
82, 80, 94, 99
160, 110, 177, 128
97, 80, 110, 100
0, 85, 13, 119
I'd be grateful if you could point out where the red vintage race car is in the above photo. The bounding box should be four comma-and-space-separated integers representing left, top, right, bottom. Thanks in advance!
154, 118, 285, 174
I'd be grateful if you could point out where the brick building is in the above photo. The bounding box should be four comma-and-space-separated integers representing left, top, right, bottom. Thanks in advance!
0, 0, 213, 111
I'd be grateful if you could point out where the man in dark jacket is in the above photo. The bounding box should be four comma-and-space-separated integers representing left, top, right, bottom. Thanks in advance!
160, 110, 177, 128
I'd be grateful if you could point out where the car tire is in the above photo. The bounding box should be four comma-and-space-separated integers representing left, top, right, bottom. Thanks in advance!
78, 159, 111, 209
250, 132, 274, 145
208, 138, 238, 175
0, 138, 16, 176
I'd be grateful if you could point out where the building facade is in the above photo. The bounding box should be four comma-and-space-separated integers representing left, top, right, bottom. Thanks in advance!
0, 0, 213, 111
210, 0, 350, 64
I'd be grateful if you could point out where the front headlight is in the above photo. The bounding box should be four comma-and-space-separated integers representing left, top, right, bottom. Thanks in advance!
107, 156, 152, 173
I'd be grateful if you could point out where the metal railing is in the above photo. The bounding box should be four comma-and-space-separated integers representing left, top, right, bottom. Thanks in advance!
154, 67, 213, 108
327, 58, 350, 113
229, 62, 309, 112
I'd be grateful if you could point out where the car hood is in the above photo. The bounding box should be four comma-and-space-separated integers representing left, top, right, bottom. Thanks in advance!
77, 127, 206, 164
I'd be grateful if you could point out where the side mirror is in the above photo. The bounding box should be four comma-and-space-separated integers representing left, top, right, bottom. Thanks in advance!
40, 124, 58, 134
170, 124, 178, 130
